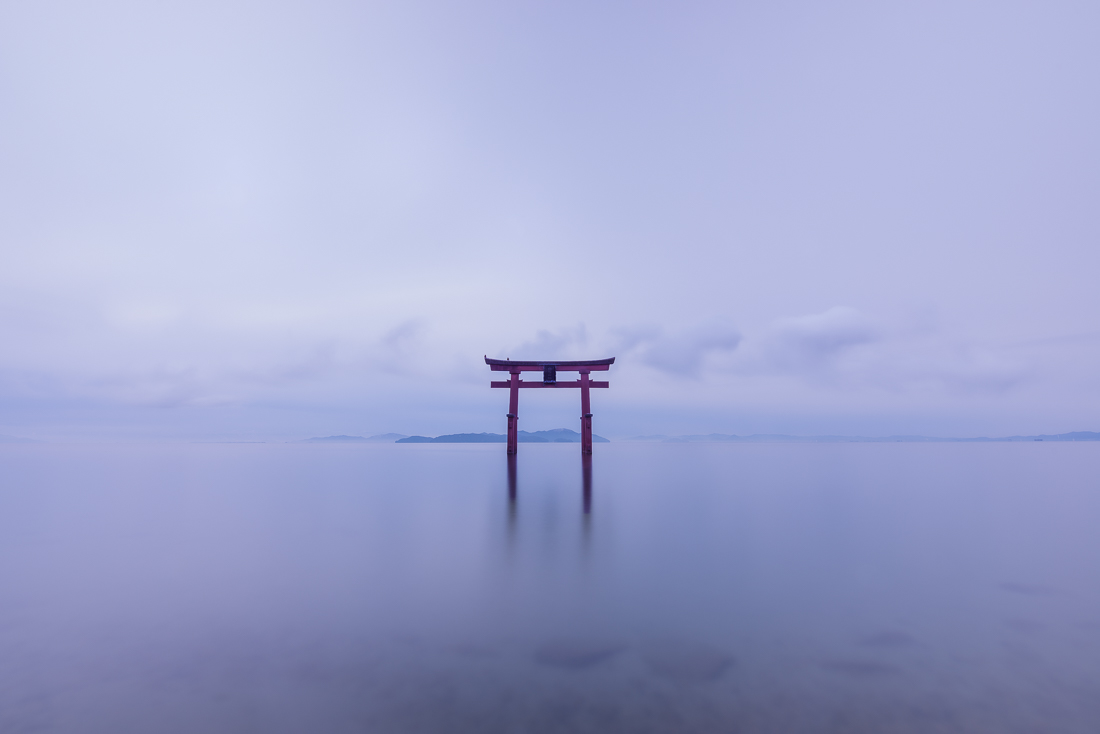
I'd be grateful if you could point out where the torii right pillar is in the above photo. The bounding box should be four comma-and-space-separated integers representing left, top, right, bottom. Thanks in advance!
579, 369, 593, 454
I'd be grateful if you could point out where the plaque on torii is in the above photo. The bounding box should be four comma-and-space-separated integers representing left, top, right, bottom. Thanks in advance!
485, 357, 615, 455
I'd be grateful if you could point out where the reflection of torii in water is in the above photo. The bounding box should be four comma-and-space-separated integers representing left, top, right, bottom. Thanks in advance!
485, 357, 615, 455
507, 452, 595, 518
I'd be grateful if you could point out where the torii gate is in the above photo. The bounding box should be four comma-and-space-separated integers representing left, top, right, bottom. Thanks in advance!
485, 357, 615, 455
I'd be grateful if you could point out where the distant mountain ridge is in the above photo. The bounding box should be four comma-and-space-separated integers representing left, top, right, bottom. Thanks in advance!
304, 430, 1100, 445
626, 431, 1100, 443
0, 434, 37, 443
397, 429, 609, 444
304, 433, 408, 442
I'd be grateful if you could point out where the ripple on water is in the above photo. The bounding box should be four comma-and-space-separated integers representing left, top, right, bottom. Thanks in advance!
642, 641, 735, 683
821, 660, 899, 678
1004, 618, 1045, 635
1000, 582, 1059, 597
858, 630, 916, 649
534, 640, 624, 670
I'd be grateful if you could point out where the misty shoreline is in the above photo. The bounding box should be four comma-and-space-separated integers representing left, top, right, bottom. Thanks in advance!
300, 430, 1100, 444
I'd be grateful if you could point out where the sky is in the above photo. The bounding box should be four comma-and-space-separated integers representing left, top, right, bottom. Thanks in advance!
2, 0, 1098, 440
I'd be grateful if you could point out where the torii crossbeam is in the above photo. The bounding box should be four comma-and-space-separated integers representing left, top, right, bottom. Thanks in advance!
485, 357, 615, 455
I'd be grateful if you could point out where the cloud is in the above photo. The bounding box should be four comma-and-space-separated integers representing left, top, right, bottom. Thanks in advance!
506, 324, 589, 361
491, 321, 743, 378
611, 323, 742, 377
753, 306, 880, 374
373, 320, 426, 373
888, 343, 1031, 396
382, 320, 424, 351
727, 306, 1030, 396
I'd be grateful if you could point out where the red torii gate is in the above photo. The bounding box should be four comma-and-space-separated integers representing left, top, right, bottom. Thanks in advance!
485, 357, 615, 455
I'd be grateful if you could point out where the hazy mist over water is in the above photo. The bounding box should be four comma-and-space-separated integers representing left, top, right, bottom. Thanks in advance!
3, 442, 1099, 732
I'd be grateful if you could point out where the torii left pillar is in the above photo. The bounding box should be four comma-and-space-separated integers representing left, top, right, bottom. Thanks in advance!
506, 369, 520, 455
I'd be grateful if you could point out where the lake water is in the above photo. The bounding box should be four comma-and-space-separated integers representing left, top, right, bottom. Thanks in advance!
1, 442, 1099, 733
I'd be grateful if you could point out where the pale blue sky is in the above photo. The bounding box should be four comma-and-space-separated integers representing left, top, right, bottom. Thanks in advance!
2, 0, 1098, 439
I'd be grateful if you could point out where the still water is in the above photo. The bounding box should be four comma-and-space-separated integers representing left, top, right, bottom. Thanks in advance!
1, 442, 1099, 733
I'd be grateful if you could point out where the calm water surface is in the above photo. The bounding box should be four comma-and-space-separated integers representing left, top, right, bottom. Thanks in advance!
1, 442, 1099, 733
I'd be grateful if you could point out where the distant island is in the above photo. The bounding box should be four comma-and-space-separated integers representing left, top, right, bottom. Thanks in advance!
625, 431, 1100, 443
0, 434, 38, 443
303, 433, 409, 442
397, 428, 609, 444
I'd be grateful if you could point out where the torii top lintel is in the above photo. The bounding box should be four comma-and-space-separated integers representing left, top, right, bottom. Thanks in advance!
484, 357, 614, 372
